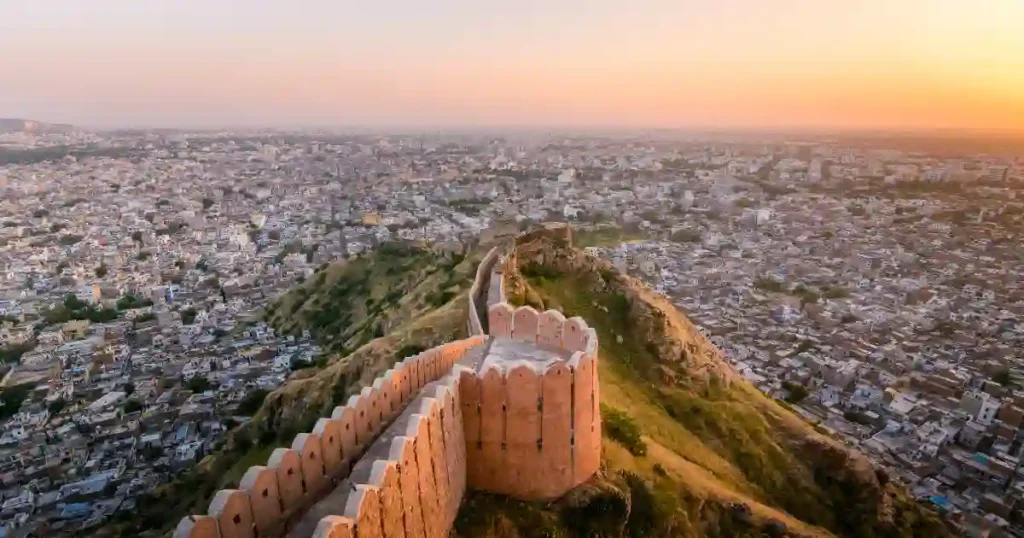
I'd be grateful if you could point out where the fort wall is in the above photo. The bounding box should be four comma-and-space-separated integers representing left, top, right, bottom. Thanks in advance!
175, 238, 600, 538
467, 246, 503, 336
300, 372, 468, 538
173, 336, 486, 538
468, 303, 601, 499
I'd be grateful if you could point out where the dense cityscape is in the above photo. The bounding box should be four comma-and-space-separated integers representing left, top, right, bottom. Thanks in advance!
1, 124, 1023, 536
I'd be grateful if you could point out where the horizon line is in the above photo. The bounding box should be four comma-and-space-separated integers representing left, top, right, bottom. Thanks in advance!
13, 118, 1024, 138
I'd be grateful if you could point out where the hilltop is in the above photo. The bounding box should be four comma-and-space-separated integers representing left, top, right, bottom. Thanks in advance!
451, 228, 953, 538
0, 117, 75, 133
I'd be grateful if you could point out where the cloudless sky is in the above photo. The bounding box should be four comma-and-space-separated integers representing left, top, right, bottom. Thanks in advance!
1, 0, 1022, 130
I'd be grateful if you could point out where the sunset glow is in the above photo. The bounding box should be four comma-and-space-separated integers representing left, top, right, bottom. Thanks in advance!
2, 0, 1022, 130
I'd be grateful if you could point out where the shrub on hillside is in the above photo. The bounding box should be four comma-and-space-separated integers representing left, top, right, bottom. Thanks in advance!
237, 389, 269, 416
601, 404, 647, 456
428, 290, 457, 307
782, 381, 810, 404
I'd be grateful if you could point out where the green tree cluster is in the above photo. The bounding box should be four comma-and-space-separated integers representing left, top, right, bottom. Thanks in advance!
40, 294, 119, 326
185, 376, 213, 393
0, 384, 34, 420
237, 389, 269, 416
116, 294, 153, 310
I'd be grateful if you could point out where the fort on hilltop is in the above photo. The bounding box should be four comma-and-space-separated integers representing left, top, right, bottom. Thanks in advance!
175, 235, 601, 538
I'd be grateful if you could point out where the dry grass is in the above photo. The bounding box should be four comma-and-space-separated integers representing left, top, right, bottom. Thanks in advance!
640, 440, 834, 538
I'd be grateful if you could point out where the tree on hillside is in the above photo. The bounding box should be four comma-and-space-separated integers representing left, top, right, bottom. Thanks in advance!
783, 382, 810, 404
237, 389, 269, 416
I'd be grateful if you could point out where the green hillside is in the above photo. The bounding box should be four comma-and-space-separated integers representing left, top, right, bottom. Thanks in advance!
452, 231, 953, 538
265, 241, 471, 359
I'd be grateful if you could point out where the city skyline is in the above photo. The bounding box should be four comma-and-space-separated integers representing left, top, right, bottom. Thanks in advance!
2, 0, 1023, 131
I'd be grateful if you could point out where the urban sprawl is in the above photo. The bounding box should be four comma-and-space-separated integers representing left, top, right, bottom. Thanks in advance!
0, 128, 1023, 535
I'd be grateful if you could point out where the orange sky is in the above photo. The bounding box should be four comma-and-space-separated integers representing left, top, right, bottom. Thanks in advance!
1, 0, 1022, 130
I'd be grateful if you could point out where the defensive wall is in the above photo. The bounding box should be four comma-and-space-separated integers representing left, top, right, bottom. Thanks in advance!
466, 245, 502, 336
172, 337, 486, 538
176, 244, 600, 538
464, 303, 600, 500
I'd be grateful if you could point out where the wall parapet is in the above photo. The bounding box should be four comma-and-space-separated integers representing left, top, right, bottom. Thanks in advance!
467, 245, 506, 336
173, 336, 486, 538
465, 302, 601, 500
305, 372, 468, 538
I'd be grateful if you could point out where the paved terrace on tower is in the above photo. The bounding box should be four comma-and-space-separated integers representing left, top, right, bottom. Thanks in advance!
174, 242, 602, 538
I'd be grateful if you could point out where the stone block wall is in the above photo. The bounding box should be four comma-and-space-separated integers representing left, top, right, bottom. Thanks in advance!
467, 303, 601, 500
173, 336, 486, 538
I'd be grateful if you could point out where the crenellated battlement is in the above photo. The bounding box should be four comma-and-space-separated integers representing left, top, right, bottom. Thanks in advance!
175, 256, 601, 538
307, 373, 468, 538
174, 337, 486, 538
467, 245, 508, 336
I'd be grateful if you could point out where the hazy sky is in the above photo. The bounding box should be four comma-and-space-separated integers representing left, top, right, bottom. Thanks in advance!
2, 0, 1023, 130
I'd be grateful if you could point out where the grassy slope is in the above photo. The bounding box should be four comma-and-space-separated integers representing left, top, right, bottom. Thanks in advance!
265, 242, 469, 359
454, 234, 952, 538
89, 244, 477, 538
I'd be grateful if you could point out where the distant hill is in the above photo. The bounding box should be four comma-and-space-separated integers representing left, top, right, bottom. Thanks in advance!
0, 117, 75, 134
